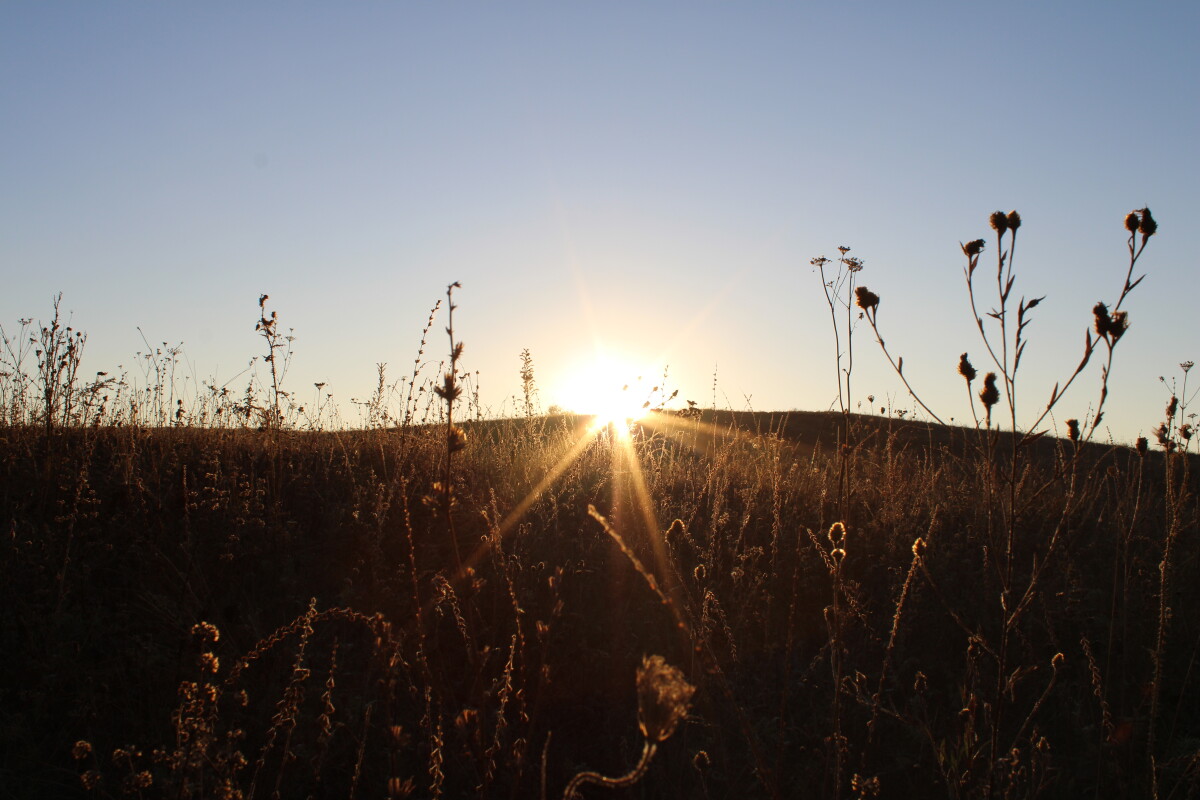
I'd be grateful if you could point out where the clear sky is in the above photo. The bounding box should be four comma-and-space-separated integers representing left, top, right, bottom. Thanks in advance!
3, 2, 1196, 441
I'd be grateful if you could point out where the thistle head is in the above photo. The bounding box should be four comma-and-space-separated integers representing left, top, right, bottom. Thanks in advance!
1066, 419, 1080, 442
961, 239, 986, 258
1124, 211, 1141, 233
989, 211, 1009, 236
1109, 310, 1129, 342
979, 372, 1000, 411
1093, 303, 1112, 338
957, 353, 977, 383
1005, 210, 1022, 231
637, 655, 695, 743
854, 286, 880, 313
1138, 207, 1157, 238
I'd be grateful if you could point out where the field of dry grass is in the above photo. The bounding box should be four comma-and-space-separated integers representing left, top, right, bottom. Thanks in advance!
3, 210, 1198, 799
2, 407, 1197, 799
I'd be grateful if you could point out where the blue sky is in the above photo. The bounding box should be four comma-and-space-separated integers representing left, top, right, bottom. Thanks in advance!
2, 2, 1196, 440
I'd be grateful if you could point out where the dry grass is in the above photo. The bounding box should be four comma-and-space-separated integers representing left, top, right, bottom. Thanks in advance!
2, 210, 1199, 799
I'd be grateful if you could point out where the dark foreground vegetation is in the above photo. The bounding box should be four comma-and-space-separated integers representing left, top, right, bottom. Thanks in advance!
4, 208, 1197, 798
2, 409, 1198, 799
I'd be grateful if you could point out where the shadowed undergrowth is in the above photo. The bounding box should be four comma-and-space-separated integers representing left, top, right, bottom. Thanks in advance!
2, 411, 1197, 798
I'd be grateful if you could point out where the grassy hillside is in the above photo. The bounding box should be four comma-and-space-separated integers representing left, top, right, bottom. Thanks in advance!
2, 408, 1197, 799
4, 211, 1195, 798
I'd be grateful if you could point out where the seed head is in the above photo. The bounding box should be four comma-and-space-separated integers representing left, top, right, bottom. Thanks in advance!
854, 286, 880, 313
1093, 303, 1112, 338
961, 239, 986, 258
1167, 395, 1179, 419
1155, 423, 1171, 448
989, 211, 1009, 235
191, 621, 220, 645
1006, 210, 1022, 231
1124, 211, 1141, 233
637, 655, 695, 742
979, 373, 1000, 410
1136, 436, 1148, 456
72, 740, 93, 760
447, 425, 468, 453
958, 353, 977, 383
1066, 419, 1080, 442
1109, 311, 1128, 342
1138, 207, 1157, 237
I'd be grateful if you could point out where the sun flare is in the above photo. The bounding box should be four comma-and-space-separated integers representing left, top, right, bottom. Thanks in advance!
554, 354, 654, 429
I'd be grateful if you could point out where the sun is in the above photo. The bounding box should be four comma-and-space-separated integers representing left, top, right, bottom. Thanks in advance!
553, 353, 654, 429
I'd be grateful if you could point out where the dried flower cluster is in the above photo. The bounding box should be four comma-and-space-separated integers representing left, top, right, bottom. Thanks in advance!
636, 655, 695, 743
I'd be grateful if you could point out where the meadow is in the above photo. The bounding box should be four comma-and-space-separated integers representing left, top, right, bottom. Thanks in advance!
2, 210, 1198, 799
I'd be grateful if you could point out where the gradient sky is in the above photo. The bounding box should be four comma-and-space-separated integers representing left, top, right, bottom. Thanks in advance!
3, 2, 1197, 441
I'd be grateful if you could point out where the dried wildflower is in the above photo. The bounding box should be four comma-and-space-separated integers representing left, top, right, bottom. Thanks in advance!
1181, 424, 1193, 441
958, 353, 977, 383
637, 655, 695, 742
1181, 361, 1194, 374
1006, 210, 1021, 231
854, 286, 879, 313
1155, 423, 1171, 447
837, 246, 850, 254
434, 371, 462, 402
1167, 395, 1179, 419
1124, 211, 1141, 233
1109, 310, 1128, 341
1139, 207, 1157, 237
989, 211, 1009, 235
72, 740, 92, 760
1066, 419, 1080, 442
979, 372, 1000, 411
1093, 303, 1112, 338
198, 652, 220, 674
1136, 436, 1148, 456
80, 770, 102, 790
811, 256, 830, 267
191, 621, 220, 645
961, 239, 986, 257
447, 425, 468, 453
843, 256, 864, 273
912, 538, 926, 557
